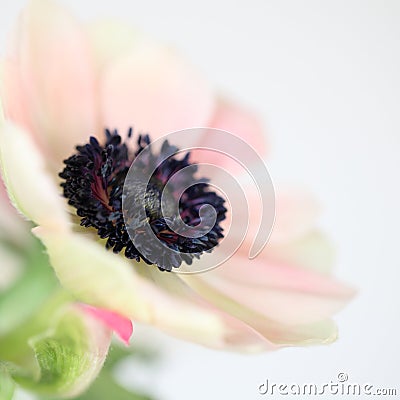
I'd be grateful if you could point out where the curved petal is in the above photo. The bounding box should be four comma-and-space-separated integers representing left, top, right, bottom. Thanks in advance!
182, 254, 355, 344
0, 60, 33, 134
191, 98, 268, 174
226, 179, 320, 255
4, 0, 98, 169
196, 255, 354, 325
271, 186, 320, 243
0, 122, 69, 228
101, 43, 215, 141
80, 304, 133, 346
267, 230, 335, 275
86, 19, 142, 73
33, 226, 277, 351
132, 265, 278, 352
31, 226, 219, 339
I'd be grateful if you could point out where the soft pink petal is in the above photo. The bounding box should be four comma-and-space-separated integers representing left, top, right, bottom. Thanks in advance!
101, 43, 215, 141
33, 226, 278, 351
182, 271, 344, 346
5, 0, 98, 169
267, 230, 335, 274
271, 186, 320, 243
80, 304, 133, 346
85, 19, 142, 73
209, 99, 267, 152
0, 60, 33, 134
226, 179, 320, 256
134, 265, 278, 352
184, 253, 355, 328
190, 99, 268, 174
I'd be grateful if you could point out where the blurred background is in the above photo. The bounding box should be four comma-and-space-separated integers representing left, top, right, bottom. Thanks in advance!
1, 1, 399, 399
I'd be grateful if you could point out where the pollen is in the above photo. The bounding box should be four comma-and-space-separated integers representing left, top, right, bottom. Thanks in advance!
59, 129, 226, 271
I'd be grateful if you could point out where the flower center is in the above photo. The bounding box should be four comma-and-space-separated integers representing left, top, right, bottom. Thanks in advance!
59, 129, 226, 271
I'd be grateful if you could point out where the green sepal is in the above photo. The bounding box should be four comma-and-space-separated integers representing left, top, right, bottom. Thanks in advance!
11, 305, 111, 398
0, 236, 58, 338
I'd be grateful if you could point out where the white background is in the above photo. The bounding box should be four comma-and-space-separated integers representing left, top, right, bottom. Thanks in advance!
1, 1, 399, 399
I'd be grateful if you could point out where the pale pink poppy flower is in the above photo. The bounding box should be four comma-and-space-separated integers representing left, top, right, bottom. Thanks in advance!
0, 0, 354, 352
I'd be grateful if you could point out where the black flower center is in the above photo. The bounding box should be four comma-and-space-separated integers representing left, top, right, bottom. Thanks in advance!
59, 129, 226, 271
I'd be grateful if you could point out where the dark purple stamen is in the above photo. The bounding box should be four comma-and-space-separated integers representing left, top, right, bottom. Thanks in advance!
59, 129, 226, 271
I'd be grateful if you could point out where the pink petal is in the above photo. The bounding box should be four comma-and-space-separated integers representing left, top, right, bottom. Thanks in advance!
271, 187, 320, 243
85, 19, 142, 73
34, 226, 275, 351
134, 265, 278, 352
225, 179, 320, 256
266, 230, 335, 275
0, 60, 33, 134
80, 304, 133, 346
190, 98, 268, 174
185, 253, 355, 328
4, 0, 98, 169
101, 43, 215, 141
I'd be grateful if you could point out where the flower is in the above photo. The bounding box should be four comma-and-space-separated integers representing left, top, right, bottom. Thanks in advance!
59, 131, 227, 271
0, 0, 354, 352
